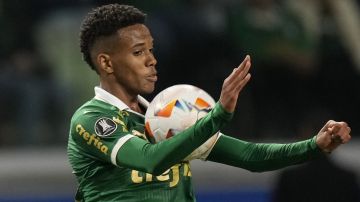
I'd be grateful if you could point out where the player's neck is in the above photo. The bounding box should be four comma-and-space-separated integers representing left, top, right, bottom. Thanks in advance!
100, 81, 142, 113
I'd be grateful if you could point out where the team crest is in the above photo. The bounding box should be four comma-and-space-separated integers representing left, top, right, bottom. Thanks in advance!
95, 117, 117, 137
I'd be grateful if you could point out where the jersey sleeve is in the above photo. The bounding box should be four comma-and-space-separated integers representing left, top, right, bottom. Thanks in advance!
69, 110, 135, 165
116, 102, 233, 175
206, 133, 324, 172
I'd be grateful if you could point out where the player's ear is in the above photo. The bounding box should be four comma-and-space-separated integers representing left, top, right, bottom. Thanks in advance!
97, 53, 113, 74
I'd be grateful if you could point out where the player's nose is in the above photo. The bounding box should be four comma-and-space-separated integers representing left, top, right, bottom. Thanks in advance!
146, 52, 157, 68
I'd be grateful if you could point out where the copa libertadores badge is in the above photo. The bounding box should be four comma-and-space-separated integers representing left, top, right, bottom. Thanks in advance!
95, 117, 117, 137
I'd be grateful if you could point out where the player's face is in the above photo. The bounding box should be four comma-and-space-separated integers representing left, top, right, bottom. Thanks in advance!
111, 24, 157, 96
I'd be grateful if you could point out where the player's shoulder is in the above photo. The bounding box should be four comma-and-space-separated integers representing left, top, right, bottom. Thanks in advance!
70, 99, 124, 131
72, 98, 118, 119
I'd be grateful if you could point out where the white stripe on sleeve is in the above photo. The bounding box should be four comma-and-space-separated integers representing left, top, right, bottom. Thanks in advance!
199, 132, 223, 160
111, 134, 135, 166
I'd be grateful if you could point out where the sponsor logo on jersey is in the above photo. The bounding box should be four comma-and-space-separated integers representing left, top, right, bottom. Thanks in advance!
76, 124, 109, 155
94, 117, 117, 137
131, 162, 191, 187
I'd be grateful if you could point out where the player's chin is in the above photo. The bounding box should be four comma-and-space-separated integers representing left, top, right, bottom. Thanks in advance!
142, 83, 156, 94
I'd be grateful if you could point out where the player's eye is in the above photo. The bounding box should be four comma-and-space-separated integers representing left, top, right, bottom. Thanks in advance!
133, 50, 143, 56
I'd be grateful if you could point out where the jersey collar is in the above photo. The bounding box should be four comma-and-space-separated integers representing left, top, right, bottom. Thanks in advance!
94, 86, 149, 113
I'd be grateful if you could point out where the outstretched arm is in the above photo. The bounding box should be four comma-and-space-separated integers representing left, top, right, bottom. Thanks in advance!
207, 120, 351, 172
207, 134, 321, 172
117, 55, 252, 175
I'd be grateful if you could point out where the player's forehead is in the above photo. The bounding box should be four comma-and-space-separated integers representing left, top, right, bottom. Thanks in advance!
117, 24, 153, 47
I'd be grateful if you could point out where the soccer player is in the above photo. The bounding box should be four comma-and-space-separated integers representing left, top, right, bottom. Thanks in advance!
67, 4, 352, 202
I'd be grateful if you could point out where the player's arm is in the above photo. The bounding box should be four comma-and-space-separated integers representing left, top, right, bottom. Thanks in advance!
118, 102, 232, 175
118, 55, 252, 175
206, 120, 351, 172
207, 134, 321, 172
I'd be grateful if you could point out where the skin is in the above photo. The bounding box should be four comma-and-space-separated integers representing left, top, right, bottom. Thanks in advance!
93, 24, 157, 113
316, 120, 351, 153
91, 23, 351, 153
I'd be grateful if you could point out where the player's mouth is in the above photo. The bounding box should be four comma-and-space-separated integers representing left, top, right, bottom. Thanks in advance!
147, 75, 158, 82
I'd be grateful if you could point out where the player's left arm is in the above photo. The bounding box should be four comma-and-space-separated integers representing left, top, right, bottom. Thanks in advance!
206, 120, 351, 172
206, 134, 321, 172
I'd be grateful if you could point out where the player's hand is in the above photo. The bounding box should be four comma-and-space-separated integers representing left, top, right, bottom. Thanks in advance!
315, 120, 351, 153
219, 55, 251, 113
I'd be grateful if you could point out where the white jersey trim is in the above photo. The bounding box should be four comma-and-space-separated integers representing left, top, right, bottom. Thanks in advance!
111, 134, 135, 166
137, 95, 150, 108
94, 86, 148, 117
200, 132, 223, 160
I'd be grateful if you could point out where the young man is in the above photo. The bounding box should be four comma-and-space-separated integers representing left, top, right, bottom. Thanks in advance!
67, 4, 351, 202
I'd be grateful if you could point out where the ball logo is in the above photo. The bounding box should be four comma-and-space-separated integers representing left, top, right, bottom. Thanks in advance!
95, 117, 117, 137
183, 97, 212, 112
155, 98, 212, 118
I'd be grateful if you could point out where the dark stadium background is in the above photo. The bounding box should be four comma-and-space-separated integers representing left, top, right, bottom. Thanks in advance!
1, 0, 359, 201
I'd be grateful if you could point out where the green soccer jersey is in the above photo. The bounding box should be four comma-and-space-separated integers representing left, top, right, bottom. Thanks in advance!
68, 87, 213, 202
68, 87, 323, 201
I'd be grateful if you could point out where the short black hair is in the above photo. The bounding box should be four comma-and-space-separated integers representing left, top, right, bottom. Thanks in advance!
80, 4, 146, 72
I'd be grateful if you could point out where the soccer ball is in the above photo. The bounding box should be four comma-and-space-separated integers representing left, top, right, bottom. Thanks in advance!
145, 84, 218, 161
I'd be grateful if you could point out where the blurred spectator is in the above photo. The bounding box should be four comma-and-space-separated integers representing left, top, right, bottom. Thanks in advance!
315, 0, 360, 136
226, 0, 360, 138
286, 0, 360, 137
284, 0, 360, 68
227, 0, 319, 138
272, 155, 360, 202
0, 47, 67, 146
327, 0, 360, 73
273, 108, 360, 202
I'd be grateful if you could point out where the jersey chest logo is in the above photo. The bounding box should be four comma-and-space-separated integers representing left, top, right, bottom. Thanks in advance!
94, 117, 117, 137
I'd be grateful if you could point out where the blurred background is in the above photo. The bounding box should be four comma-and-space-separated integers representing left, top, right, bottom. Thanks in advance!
0, 0, 359, 201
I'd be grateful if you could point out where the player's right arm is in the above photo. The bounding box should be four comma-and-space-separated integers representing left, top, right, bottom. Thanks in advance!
117, 55, 251, 175
68, 101, 232, 177
118, 102, 231, 175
